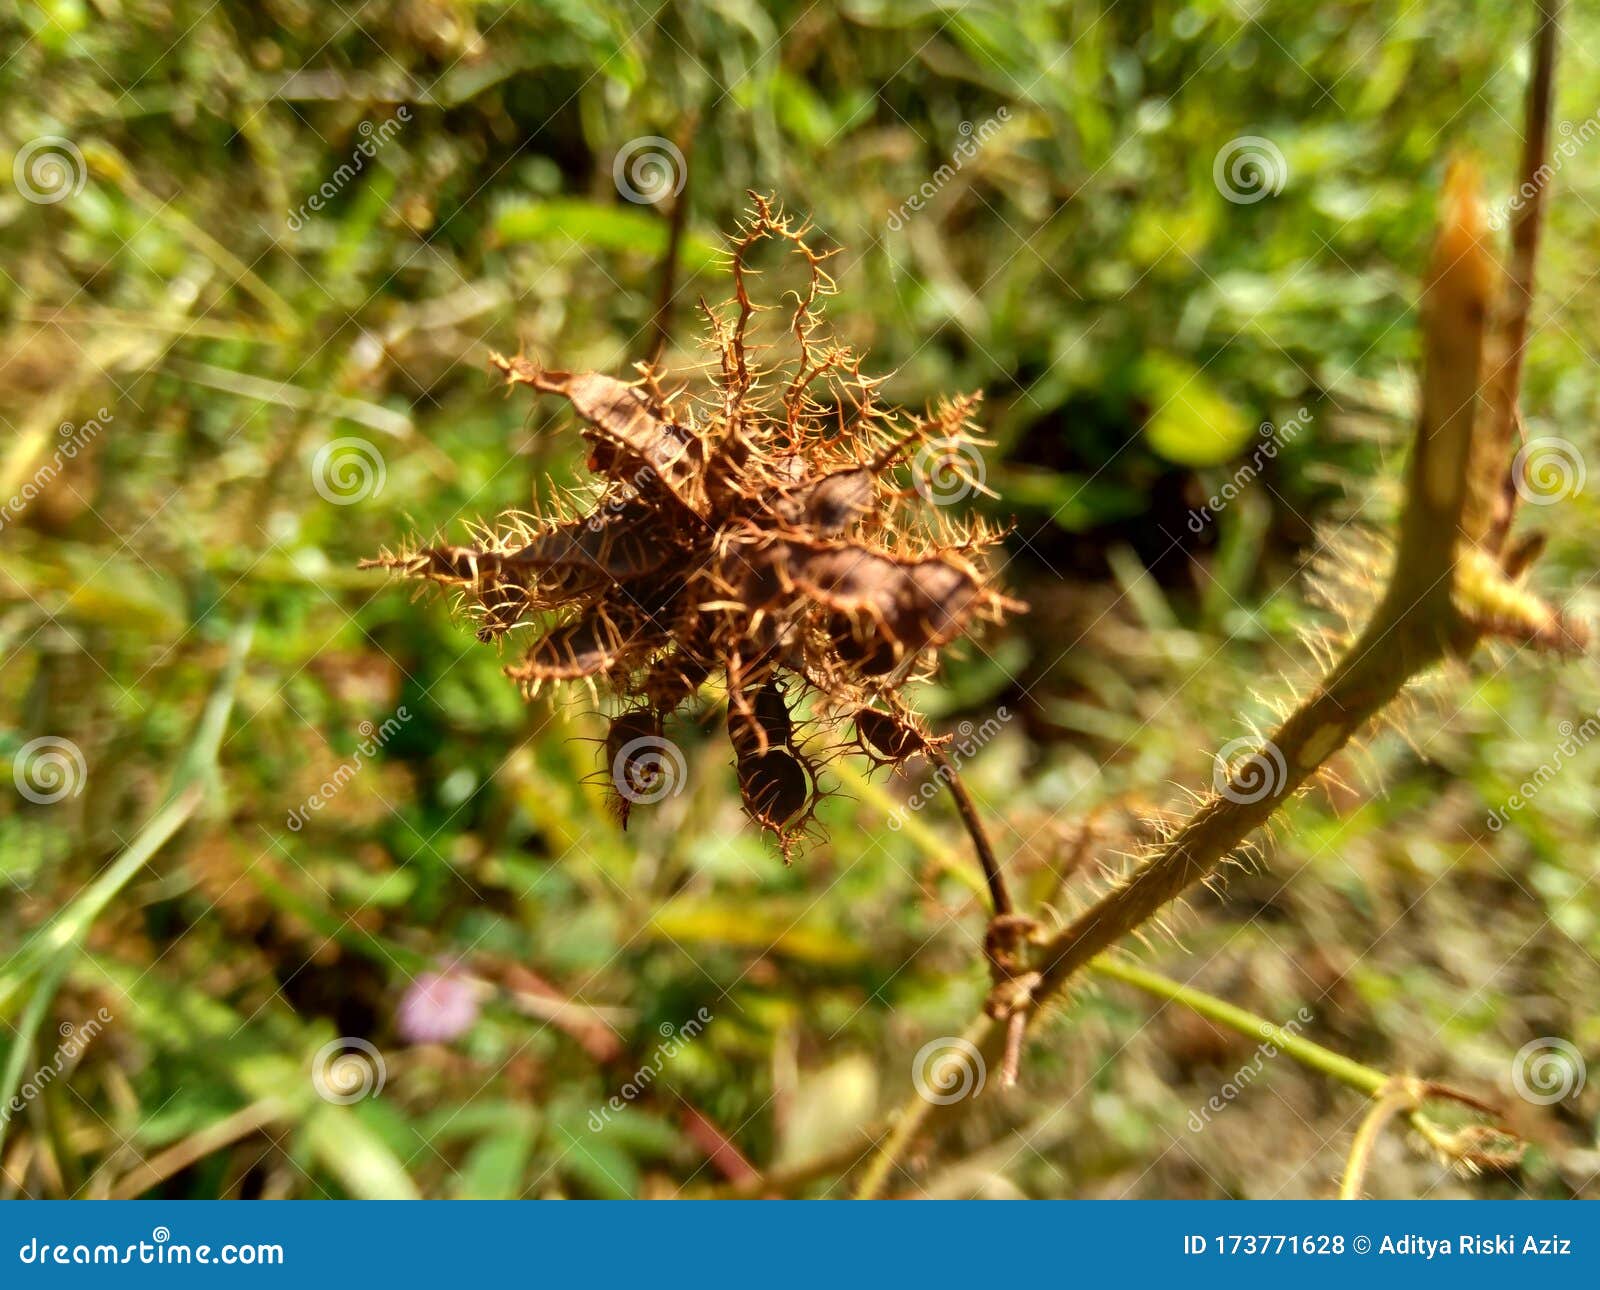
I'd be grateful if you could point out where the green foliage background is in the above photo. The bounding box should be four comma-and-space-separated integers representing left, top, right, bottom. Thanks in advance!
2, 0, 1597, 1198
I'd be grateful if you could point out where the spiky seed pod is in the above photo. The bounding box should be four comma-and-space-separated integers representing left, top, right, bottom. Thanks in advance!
851, 705, 930, 766
365, 195, 1022, 856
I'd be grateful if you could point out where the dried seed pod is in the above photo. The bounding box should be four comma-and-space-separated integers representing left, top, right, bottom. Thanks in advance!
728, 678, 796, 759
605, 707, 669, 829
368, 195, 1021, 854
771, 467, 876, 536
493, 359, 708, 516
735, 747, 814, 841
852, 706, 927, 765
506, 613, 621, 685
783, 542, 987, 670
476, 572, 529, 642
503, 503, 672, 584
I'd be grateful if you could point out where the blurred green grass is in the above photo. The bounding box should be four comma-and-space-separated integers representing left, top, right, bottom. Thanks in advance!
2, 0, 1598, 1198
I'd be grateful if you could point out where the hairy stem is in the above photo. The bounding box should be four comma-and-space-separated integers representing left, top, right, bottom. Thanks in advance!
1502, 0, 1559, 407
858, 955, 1506, 1199
859, 7, 1565, 1197
1033, 606, 1439, 1007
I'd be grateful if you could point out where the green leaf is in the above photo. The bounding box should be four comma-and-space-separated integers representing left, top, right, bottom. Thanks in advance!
302, 1104, 421, 1200
492, 199, 720, 269
1140, 355, 1254, 467
455, 1111, 537, 1199
559, 1131, 640, 1200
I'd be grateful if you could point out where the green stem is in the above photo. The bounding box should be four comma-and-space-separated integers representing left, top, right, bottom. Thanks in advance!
0, 786, 203, 1016
1339, 1079, 1417, 1200
1087, 956, 1387, 1097
0, 956, 70, 1157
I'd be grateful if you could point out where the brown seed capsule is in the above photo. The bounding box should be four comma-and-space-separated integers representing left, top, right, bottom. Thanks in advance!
735, 747, 812, 837
853, 707, 926, 765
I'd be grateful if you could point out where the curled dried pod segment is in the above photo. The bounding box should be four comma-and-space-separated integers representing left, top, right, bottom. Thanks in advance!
506, 612, 623, 687
475, 572, 530, 642
728, 677, 797, 759
503, 504, 672, 587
